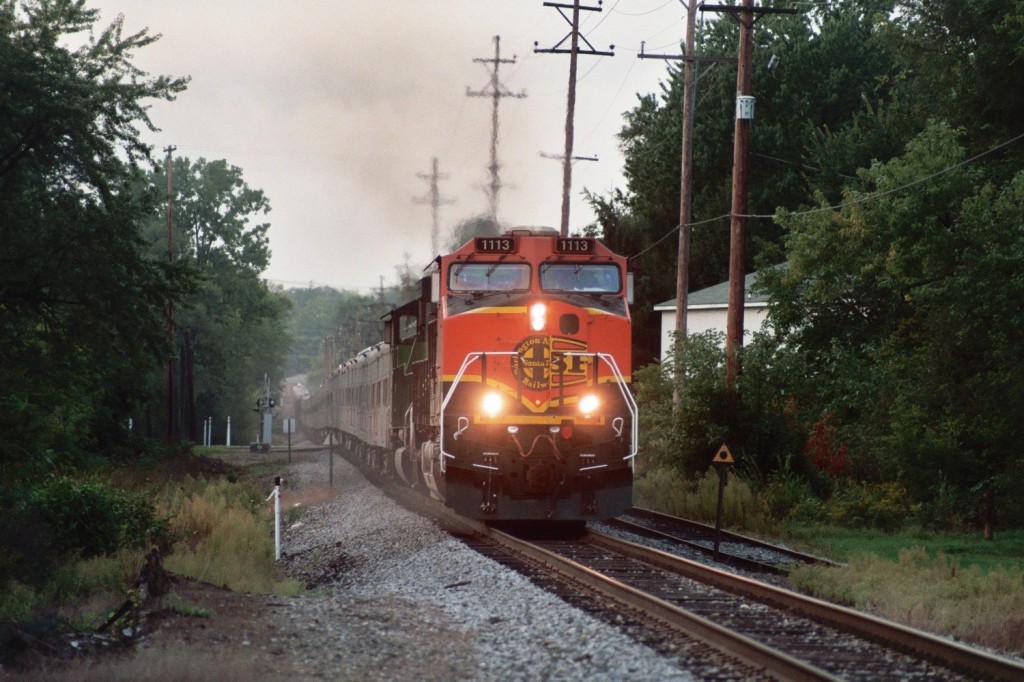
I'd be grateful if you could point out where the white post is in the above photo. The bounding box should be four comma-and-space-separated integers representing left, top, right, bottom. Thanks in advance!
274, 477, 281, 560
226, 416, 231, 447
266, 477, 281, 561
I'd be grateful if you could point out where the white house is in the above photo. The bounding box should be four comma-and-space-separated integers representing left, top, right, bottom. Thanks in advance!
653, 271, 771, 362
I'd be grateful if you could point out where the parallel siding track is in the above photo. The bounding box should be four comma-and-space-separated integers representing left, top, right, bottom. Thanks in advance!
344, 448, 1024, 681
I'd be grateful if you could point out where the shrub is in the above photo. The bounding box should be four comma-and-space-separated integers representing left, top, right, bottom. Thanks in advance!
638, 332, 809, 483
159, 478, 301, 595
0, 503, 59, 589
762, 473, 816, 519
25, 476, 170, 558
822, 481, 918, 530
635, 465, 773, 533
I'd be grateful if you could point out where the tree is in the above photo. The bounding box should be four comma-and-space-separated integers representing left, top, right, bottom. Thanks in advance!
895, 0, 1024, 178
591, 0, 906, 362
762, 122, 1024, 525
0, 0, 189, 476
143, 157, 288, 443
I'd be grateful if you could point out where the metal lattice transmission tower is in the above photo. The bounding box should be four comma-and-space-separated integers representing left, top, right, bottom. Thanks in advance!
413, 157, 454, 257
467, 35, 526, 225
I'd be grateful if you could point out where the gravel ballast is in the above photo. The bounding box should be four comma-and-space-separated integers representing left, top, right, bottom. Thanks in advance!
271, 450, 696, 681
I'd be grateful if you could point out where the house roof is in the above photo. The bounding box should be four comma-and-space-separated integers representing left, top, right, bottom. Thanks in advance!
654, 270, 769, 311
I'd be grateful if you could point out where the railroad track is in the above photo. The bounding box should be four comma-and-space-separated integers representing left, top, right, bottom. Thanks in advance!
492, 527, 1024, 681
344, 451, 1024, 680
596, 506, 839, 575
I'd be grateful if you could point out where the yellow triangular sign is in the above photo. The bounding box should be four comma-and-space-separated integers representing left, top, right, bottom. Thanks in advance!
713, 443, 734, 464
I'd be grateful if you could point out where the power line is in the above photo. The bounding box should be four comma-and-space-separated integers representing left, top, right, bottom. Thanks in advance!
630, 128, 1024, 263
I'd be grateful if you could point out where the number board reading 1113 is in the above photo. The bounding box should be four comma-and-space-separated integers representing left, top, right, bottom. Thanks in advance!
475, 237, 516, 253
556, 238, 594, 254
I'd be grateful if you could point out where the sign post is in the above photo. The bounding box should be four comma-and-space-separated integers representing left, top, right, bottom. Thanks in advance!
711, 443, 735, 559
282, 418, 295, 463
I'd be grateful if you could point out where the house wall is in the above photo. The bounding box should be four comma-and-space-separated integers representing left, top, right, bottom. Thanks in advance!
658, 305, 769, 362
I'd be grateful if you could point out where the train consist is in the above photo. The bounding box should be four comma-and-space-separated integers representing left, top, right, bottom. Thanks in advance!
300, 227, 636, 522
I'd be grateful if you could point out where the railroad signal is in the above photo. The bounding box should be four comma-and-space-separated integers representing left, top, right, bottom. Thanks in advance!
711, 442, 734, 558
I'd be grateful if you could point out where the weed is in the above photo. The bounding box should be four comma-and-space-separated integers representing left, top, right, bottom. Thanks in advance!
790, 547, 1024, 655
158, 478, 302, 596
168, 593, 211, 618
634, 466, 774, 534
0, 580, 38, 623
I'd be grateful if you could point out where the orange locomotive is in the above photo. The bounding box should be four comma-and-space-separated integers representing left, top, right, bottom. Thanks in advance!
388, 227, 637, 521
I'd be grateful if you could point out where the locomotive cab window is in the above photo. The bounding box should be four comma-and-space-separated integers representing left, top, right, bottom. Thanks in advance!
449, 262, 530, 293
540, 263, 620, 293
398, 314, 418, 341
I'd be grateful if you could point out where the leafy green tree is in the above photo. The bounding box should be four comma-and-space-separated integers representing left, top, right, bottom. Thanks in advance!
144, 157, 288, 443
283, 287, 348, 376
762, 122, 1024, 523
592, 0, 907, 362
895, 0, 1024, 179
0, 0, 189, 477
284, 286, 391, 388
637, 331, 809, 484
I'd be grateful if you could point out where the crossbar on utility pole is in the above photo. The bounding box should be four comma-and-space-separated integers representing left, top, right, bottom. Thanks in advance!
535, 1, 614, 236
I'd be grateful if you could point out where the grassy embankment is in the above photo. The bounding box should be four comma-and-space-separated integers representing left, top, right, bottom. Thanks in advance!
635, 466, 1024, 657
0, 451, 303, 645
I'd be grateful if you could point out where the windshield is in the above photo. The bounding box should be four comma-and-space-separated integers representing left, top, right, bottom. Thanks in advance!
539, 263, 620, 293
449, 262, 531, 292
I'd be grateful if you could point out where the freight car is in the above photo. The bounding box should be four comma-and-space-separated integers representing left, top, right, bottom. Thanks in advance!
301, 227, 637, 522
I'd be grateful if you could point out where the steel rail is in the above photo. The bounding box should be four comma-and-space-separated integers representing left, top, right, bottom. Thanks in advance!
476, 524, 839, 681
339, 447, 1024, 681
586, 529, 1024, 682
626, 506, 839, 567
603, 516, 788, 574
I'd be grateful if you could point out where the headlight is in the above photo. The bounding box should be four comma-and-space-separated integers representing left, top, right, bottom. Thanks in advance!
529, 302, 547, 331
482, 391, 504, 418
579, 394, 600, 415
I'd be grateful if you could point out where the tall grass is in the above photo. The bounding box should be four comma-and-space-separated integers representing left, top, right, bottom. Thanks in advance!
1, 550, 145, 630
158, 478, 301, 596
790, 547, 1024, 655
633, 466, 775, 534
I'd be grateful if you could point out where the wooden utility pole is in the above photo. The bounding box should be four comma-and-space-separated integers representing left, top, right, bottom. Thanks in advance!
414, 157, 454, 257
726, 0, 754, 390
535, 1, 613, 236
640, 2, 733, 409
677, 3, 698, 348
164, 145, 176, 443
467, 36, 526, 226
702, 1, 795, 389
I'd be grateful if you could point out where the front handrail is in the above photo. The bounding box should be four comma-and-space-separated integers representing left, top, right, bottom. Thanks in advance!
439, 350, 638, 472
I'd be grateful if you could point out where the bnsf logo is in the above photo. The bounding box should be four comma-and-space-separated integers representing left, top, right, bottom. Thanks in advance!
511, 335, 589, 391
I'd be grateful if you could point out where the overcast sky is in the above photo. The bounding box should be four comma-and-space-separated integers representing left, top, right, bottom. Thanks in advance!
91, 1, 689, 292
